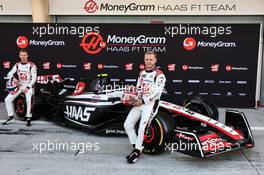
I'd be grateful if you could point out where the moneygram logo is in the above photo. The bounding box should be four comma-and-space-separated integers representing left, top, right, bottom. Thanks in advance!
17, 34, 65, 48
226, 65, 232, 72
80, 32, 106, 55
182, 65, 188, 71
225, 65, 248, 72
97, 64, 118, 70
57, 63, 62, 69
140, 64, 145, 70
84, 0, 99, 13
182, 64, 204, 71
16, 36, 29, 48
107, 35, 166, 45
83, 1, 155, 14
98, 64, 104, 70
183, 37, 196, 51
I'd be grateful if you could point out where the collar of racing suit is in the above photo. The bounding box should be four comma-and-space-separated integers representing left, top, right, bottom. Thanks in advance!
21, 61, 29, 65
145, 66, 156, 73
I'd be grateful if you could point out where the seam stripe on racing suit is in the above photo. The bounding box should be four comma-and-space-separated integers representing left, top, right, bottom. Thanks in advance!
124, 67, 166, 151
5, 62, 37, 118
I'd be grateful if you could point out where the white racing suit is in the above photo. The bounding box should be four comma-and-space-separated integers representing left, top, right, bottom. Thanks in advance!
124, 67, 166, 151
5, 62, 37, 118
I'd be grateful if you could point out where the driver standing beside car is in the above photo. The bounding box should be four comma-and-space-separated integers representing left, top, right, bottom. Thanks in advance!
2, 49, 37, 127
124, 51, 166, 163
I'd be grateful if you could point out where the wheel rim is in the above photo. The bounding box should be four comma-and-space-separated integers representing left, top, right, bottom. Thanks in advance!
144, 125, 155, 143
143, 116, 165, 154
17, 99, 25, 113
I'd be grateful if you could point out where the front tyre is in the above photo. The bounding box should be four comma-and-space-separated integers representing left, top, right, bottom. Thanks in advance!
184, 98, 219, 121
143, 111, 175, 155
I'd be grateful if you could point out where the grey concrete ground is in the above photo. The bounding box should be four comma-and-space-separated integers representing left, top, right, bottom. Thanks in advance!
0, 103, 263, 175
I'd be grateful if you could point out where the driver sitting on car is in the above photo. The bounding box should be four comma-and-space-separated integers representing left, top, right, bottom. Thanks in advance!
123, 51, 166, 164
2, 49, 37, 127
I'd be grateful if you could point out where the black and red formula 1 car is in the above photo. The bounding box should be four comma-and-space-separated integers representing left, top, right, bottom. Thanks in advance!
13, 74, 254, 157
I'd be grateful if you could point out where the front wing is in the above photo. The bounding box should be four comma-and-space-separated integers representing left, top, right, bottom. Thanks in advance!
171, 110, 254, 158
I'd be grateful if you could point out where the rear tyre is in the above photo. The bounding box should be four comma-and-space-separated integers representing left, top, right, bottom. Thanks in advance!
14, 94, 43, 120
14, 93, 27, 120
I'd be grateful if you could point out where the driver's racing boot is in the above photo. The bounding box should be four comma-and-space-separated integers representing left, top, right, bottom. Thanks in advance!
126, 144, 135, 159
26, 118, 31, 127
2, 116, 15, 125
127, 149, 142, 164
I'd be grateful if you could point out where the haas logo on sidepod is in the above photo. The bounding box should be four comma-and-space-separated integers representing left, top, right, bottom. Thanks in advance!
64, 105, 96, 122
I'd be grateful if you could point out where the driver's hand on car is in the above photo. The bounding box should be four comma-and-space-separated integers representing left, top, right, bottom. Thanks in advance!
133, 99, 143, 106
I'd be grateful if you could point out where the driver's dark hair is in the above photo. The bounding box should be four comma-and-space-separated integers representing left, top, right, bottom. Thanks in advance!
145, 51, 158, 59
19, 49, 28, 54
